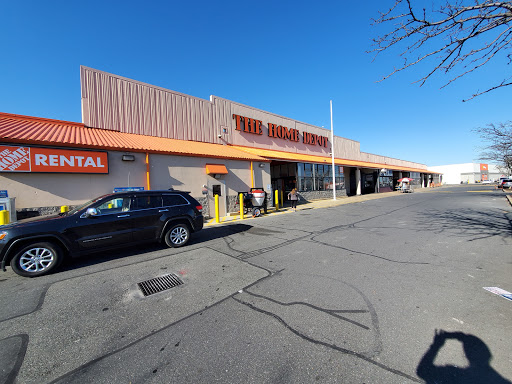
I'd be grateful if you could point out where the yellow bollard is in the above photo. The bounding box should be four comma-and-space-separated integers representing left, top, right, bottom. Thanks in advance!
274, 190, 279, 211
0, 210, 9, 225
239, 193, 244, 220
215, 194, 220, 223
60, 205, 69, 213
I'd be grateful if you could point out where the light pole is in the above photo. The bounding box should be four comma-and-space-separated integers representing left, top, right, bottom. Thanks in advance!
330, 100, 336, 200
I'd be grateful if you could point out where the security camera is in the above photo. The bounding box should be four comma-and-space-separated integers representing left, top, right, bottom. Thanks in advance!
217, 134, 222, 138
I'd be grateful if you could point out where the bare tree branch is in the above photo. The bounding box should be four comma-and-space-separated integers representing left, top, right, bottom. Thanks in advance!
371, 1, 512, 100
474, 121, 512, 174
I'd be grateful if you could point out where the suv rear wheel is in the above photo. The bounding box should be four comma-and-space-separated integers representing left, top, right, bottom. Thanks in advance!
10, 242, 63, 277
164, 223, 190, 248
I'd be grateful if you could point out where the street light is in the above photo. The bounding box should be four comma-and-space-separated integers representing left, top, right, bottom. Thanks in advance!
330, 100, 336, 201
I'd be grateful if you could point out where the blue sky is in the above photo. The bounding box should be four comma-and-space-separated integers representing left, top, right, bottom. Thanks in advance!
1, 0, 510, 166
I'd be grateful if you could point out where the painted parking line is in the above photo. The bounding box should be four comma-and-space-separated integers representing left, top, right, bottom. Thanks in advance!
466, 190, 503, 193
483, 287, 512, 302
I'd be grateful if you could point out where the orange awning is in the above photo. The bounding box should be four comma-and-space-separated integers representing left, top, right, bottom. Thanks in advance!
205, 164, 228, 175
0, 112, 267, 162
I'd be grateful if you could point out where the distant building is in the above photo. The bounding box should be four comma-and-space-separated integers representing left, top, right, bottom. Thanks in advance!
428, 163, 504, 184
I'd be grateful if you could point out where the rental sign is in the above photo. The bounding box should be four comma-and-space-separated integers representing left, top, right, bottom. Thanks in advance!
0, 145, 108, 173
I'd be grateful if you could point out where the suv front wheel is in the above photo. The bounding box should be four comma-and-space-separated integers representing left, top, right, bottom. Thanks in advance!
164, 223, 190, 248
10, 242, 63, 277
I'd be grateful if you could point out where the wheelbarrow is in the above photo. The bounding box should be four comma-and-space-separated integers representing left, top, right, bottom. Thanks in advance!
236, 188, 268, 217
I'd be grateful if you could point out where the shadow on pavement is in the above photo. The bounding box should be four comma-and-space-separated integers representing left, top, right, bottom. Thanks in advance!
417, 330, 511, 384
417, 208, 512, 240
59, 223, 253, 273
194, 223, 253, 241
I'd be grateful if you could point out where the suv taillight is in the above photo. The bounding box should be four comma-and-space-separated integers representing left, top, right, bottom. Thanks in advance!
196, 205, 203, 212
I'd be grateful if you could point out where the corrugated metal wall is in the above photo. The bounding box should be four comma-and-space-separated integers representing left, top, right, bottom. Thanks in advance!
80, 66, 427, 170
81, 66, 219, 143
361, 152, 427, 170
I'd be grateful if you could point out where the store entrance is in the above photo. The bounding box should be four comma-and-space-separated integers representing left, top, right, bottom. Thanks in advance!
270, 161, 297, 203
348, 168, 357, 196
272, 177, 297, 193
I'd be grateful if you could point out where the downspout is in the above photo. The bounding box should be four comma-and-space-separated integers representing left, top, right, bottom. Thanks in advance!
251, 161, 254, 188
146, 152, 151, 190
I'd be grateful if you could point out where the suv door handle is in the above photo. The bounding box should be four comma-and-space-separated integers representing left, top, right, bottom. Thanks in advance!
117, 214, 130, 218
159, 209, 169, 212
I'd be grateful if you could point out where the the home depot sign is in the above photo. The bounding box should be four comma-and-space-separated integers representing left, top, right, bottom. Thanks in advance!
232, 114, 328, 147
0, 145, 108, 173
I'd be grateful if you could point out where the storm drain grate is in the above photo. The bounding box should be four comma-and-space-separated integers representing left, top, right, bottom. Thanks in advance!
137, 273, 184, 297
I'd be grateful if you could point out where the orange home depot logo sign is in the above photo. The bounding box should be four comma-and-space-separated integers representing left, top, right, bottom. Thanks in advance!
0, 146, 108, 173
232, 114, 329, 147
480, 163, 488, 171
0, 146, 31, 171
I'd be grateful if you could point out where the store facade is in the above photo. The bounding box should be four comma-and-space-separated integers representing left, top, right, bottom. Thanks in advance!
0, 67, 439, 220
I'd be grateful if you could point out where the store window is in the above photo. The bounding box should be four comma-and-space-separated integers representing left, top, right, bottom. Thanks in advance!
316, 164, 323, 190
409, 172, 420, 185
379, 169, 393, 189
316, 164, 329, 190
304, 163, 313, 177
297, 163, 314, 191
335, 166, 345, 190
296, 163, 345, 191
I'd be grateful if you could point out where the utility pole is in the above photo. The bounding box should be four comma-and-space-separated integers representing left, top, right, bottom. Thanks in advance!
330, 100, 336, 200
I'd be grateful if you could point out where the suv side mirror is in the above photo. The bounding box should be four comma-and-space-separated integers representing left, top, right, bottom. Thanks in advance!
82, 207, 99, 218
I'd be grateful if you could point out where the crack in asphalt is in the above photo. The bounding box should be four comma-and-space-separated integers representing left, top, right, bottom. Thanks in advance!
232, 296, 421, 383
241, 290, 371, 330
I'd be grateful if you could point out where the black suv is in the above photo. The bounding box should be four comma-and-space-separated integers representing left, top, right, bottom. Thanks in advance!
0, 190, 204, 277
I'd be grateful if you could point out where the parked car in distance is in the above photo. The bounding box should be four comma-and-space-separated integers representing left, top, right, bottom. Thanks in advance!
0, 190, 203, 277
500, 179, 512, 189
497, 177, 511, 188
481, 180, 492, 184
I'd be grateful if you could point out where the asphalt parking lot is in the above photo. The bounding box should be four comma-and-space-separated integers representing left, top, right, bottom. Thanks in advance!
1, 185, 511, 384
